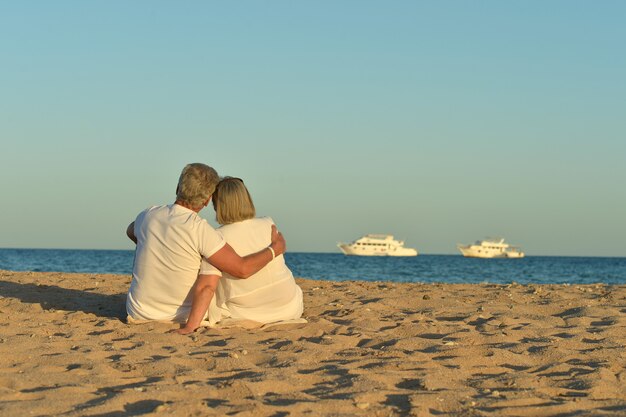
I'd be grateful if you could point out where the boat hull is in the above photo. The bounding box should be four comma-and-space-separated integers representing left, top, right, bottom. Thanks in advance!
458, 245, 524, 259
338, 244, 418, 257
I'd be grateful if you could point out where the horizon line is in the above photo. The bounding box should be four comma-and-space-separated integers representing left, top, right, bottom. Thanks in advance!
0, 247, 624, 259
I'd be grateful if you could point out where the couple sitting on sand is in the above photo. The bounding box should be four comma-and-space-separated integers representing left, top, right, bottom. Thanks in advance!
125, 163, 304, 334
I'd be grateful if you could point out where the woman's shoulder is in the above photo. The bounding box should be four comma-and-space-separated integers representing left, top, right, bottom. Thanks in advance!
218, 217, 274, 232
257, 216, 275, 226
246, 217, 276, 234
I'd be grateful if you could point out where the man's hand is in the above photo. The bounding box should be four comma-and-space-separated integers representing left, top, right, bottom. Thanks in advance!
126, 222, 137, 244
270, 225, 286, 256
171, 326, 197, 335
170, 274, 218, 334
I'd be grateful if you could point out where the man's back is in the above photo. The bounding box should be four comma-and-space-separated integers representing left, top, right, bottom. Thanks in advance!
126, 204, 224, 322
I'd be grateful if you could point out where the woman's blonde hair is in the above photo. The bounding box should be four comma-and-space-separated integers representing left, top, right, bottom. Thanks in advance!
176, 163, 219, 209
213, 177, 256, 225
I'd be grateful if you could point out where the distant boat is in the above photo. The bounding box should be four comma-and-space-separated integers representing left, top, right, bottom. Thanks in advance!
338, 234, 418, 257
457, 238, 524, 258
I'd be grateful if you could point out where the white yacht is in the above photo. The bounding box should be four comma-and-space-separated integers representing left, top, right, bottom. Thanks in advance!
457, 238, 525, 259
338, 234, 418, 257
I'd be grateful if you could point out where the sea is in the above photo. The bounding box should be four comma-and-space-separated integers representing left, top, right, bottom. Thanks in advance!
0, 248, 625, 285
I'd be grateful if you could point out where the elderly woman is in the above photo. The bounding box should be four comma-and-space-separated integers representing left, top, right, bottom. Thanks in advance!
175, 177, 303, 334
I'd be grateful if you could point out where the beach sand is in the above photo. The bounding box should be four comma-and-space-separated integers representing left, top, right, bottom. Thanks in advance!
1, 270, 625, 416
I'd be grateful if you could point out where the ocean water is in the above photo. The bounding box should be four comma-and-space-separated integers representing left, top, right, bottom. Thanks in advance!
0, 249, 625, 285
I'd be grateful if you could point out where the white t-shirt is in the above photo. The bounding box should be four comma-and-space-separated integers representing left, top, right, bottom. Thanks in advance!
200, 217, 303, 325
126, 204, 225, 322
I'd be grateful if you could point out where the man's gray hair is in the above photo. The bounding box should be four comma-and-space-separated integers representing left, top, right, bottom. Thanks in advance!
176, 163, 219, 209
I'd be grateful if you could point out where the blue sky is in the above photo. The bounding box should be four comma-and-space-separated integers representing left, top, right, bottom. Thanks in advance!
1, 2, 625, 256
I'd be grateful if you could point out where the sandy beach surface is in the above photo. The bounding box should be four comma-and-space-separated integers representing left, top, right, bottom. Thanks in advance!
1, 270, 625, 416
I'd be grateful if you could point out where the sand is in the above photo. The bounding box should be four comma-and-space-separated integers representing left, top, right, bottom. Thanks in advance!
0, 270, 625, 417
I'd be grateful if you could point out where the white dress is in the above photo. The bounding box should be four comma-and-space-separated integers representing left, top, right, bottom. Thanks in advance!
200, 217, 303, 325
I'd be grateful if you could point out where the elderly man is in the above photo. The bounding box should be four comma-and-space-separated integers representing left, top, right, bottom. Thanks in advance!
125, 163, 285, 325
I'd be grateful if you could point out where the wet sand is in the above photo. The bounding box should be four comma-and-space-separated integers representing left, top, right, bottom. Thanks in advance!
1, 270, 625, 416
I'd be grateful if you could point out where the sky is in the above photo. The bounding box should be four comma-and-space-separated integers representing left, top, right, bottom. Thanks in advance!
1, 1, 625, 256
